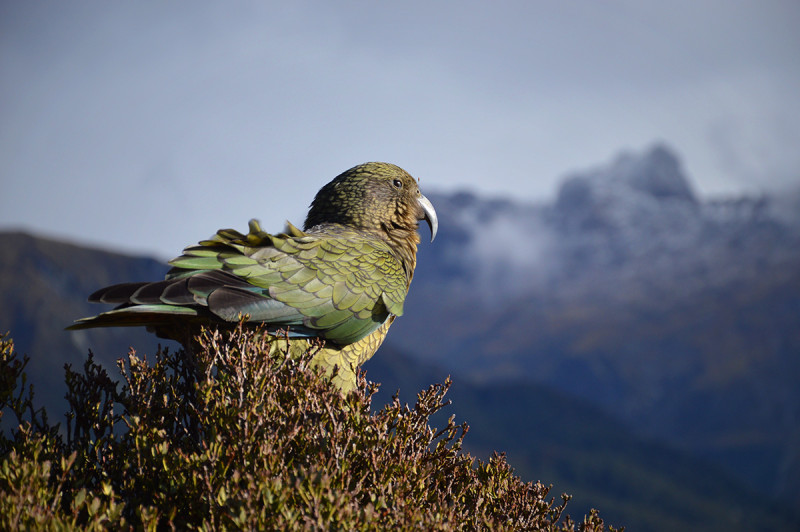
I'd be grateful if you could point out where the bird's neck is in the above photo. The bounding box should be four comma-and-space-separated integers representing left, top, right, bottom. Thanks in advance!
382, 223, 420, 286
305, 222, 420, 286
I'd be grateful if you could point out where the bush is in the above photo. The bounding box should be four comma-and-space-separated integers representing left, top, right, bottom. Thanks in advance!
0, 328, 619, 530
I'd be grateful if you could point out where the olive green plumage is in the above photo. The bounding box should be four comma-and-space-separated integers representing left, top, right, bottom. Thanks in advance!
68, 162, 438, 392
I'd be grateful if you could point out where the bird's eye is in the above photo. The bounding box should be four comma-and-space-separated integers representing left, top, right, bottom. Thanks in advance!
392, 179, 403, 189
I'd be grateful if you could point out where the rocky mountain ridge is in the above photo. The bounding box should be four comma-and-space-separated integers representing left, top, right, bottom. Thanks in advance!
415, 144, 800, 302
387, 144, 800, 505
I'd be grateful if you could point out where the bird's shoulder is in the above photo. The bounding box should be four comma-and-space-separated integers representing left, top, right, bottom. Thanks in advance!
167, 220, 408, 314
170, 220, 394, 265
236, 221, 402, 268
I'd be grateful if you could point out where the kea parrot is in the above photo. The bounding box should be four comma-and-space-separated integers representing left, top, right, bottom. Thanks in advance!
68, 162, 438, 392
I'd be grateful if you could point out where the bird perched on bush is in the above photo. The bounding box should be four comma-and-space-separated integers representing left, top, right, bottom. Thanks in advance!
68, 162, 437, 392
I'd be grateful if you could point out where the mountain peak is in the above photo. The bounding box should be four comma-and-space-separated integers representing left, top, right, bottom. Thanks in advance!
555, 143, 697, 221
619, 143, 696, 203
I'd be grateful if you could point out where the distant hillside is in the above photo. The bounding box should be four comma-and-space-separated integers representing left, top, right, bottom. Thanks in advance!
387, 144, 800, 505
366, 349, 798, 532
1, 230, 797, 530
0, 231, 171, 419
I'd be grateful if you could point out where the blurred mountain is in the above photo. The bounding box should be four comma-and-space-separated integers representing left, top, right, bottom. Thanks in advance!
387, 143, 800, 506
365, 348, 799, 531
0, 232, 172, 420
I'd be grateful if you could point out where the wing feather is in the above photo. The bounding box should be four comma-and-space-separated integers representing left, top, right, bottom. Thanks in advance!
73, 220, 409, 346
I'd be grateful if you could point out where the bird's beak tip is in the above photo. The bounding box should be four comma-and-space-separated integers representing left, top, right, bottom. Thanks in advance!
418, 194, 438, 243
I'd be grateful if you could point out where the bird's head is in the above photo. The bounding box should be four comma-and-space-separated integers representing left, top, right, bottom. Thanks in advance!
304, 162, 438, 244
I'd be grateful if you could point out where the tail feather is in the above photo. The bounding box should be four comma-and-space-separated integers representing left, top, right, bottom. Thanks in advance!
89, 282, 150, 304
130, 279, 186, 304
66, 304, 204, 331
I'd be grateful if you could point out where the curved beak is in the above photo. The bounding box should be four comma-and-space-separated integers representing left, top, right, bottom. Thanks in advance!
417, 193, 438, 242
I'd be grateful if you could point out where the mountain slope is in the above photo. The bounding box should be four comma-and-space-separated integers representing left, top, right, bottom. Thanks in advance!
386, 144, 800, 505
1, 230, 797, 530
0, 231, 172, 418
365, 349, 798, 532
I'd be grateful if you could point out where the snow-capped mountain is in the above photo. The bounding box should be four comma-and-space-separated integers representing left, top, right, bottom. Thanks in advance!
415, 144, 800, 302
387, 144, 800, 506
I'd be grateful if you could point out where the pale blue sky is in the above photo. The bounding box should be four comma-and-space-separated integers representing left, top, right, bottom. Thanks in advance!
2, 1, 798, 259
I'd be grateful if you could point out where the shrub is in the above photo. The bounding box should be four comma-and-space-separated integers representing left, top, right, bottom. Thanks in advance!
0, 328, 619, 530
